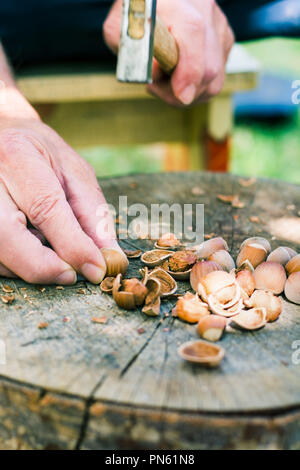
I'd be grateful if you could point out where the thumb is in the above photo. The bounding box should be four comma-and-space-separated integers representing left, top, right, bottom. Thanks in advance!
103, 0, 123, 54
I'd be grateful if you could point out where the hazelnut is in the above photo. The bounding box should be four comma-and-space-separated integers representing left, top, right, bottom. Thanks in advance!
197, 315, 227, 342
254, 262, 286, 294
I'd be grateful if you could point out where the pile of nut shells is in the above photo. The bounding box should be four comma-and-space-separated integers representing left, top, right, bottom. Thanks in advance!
100, 234, 300, 368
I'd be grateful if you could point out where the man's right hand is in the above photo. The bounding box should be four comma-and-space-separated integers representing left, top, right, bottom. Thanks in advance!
0, 85, 122, 285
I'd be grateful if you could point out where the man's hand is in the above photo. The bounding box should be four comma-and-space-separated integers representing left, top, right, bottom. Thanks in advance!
104, 0, 235, 105
0, 47, 122, 285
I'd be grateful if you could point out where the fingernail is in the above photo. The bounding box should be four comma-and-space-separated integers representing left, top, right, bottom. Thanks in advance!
81, 263, 106, 284
179, 84, 196, 105
55, 269, 77, 285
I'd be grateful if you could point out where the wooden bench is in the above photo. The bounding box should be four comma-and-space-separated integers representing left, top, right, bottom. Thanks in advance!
16, 45, 258, 172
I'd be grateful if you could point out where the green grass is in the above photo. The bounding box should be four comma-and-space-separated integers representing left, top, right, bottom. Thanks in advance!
79, 38, 300, 183
230, 38, 300, 183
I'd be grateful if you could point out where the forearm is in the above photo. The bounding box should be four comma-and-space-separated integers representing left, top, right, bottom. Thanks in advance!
0, 43, 39, 121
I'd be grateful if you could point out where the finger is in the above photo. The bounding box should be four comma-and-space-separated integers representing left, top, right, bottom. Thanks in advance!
0, 263, 17, 279
59, 150, 123, 253
0, 184, 76, 285
103, 0, 122, 54
0, 133, 106, 284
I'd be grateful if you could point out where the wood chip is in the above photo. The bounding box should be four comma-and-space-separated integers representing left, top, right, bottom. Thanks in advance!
2, 284, 14, 293
191, 186, 204, 196
217, 194, 245, 209
38, 322, 49, 329
217, 194, 236, 203
56, 286, 64, 290
250, 216, 260, 223
1, 294, 15, 304
231, 196, 245, 209
77, 288, 86, 294
92, 316, 107, 324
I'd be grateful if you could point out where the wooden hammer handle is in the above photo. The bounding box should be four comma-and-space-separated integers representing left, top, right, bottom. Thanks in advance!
154, 17, 179, 74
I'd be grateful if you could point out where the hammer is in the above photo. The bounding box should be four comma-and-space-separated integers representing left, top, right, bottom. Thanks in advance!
117, 0, 179, 83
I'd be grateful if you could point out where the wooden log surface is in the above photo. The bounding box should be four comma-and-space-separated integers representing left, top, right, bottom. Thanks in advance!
0, 172, 300, 450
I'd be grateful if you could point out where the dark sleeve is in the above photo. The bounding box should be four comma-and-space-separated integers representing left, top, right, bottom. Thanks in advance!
217, 0, 300, 41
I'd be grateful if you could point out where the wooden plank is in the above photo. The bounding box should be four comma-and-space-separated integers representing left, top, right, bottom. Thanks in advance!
16, 68, 257, 104
0, 172, 299, 449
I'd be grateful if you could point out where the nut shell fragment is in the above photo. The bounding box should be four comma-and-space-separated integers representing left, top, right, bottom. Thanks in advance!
155, 233, 180, 249
193, 237, 229, 259
236, 270, 255, 297
100, 277, 115, 294
208, 250, 235, 272
113, 274, 147, 310
178, 340, 225, 367
142, 278, 161, 316
246, 290, 282, 322
231, 307, 267, 331
141, 250, 172, 268
190, 261, 223, 292
148, 268, 177, 297
176, 293, 210, 323
123, 249, 142, 259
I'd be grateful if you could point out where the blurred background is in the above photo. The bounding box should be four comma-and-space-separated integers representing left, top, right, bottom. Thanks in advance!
79, 38, 300, 183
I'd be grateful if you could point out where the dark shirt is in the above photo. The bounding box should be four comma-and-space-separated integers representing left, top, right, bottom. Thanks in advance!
0, 0, 299, 69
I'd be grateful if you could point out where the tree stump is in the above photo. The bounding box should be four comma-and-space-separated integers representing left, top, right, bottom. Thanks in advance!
0, 172, 300, 450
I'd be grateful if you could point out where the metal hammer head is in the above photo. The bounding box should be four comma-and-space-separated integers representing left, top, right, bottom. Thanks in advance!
117, 0, 156, 83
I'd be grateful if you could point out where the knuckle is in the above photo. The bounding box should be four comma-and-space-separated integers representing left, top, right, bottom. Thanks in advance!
28, 191, 62, 227
204, 63, 220, 84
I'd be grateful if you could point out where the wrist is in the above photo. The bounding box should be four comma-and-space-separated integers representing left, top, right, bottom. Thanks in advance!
0, 84, 40, 121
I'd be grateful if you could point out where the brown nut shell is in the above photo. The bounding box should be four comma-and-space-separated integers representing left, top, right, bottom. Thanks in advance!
101, 248, 129, 277
286, 254, 300, 275
208, 250, 235, 272
247, 290, 282, 322
190, 261, 223, 292
155, 233, 180, 249
178, 340, 225, 367
193, 237, 229, 259
240, 237, 271, 254
176, 293, 210, 324
141, 250, 173, 268
236, 243, 267, 269
254, 262, 287, 294
236, 270, 255, 297
142, 278, 161, 316
100, 277, 115, 294
197, 315, 227, 342
148, 268, 177, 297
